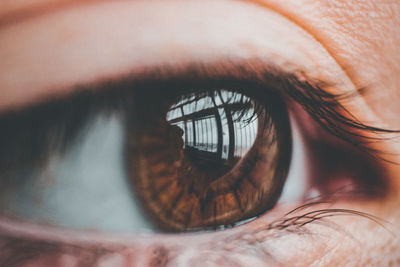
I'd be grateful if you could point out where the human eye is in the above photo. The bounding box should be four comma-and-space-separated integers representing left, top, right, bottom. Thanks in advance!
0, 0, 398, 266
0, 68, 301, 233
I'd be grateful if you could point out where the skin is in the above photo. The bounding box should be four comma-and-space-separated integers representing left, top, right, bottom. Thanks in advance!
0, 0, 400, 266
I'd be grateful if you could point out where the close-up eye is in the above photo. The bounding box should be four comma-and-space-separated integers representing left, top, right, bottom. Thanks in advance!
0, 76, 296, 234
1, 0, 400, 266
0, 69, 386, 236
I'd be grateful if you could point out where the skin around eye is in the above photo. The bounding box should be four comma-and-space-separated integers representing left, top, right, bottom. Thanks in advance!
1, 0, 400, 266
0, 0, 355, 113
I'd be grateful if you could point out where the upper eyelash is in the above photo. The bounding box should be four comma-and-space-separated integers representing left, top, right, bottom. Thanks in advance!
279, 74, 399, 149
0, 63, 395, 182
0, 62, 395, 172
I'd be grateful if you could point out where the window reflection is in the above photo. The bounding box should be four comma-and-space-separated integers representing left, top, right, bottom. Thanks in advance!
166, 90, 258, 174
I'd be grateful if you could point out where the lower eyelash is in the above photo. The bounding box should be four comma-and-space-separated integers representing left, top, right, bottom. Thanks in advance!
0, 190, 391, 267
205, 209, 391, 266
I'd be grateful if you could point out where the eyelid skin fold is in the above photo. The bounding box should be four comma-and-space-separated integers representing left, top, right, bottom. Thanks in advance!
0, 0, 391, 173
0, 0, 359, 114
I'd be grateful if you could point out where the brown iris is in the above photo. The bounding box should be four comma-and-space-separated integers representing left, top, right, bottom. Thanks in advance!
125, 89, 291, 232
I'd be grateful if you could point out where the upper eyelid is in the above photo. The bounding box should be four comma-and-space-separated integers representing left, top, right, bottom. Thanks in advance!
0, 60, 382, 141
0, 1, 347, 114
0, 0, 103, 28
0, 60, 324, 115
2, 59, 393, 140
0, 60, 316, 171
0, 60, 386, 167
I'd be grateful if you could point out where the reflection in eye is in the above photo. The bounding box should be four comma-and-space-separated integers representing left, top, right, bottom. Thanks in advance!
126, 89, 291, 231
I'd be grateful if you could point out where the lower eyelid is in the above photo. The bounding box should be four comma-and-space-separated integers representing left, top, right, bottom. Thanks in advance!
1, 201, 382, 267
0, 213, 306, 266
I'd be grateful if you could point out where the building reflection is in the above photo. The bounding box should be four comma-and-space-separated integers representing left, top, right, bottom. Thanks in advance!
166, 90, 259, 172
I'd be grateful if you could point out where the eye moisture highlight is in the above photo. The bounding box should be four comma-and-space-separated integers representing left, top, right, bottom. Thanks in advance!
126, 89, 291, 232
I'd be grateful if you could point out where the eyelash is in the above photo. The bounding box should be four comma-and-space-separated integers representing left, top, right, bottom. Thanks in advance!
0, 200, 391, 266
0, 68, 391, 163
280, 75, 398, 154
0, 69, 391, 191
